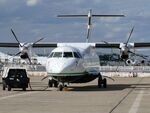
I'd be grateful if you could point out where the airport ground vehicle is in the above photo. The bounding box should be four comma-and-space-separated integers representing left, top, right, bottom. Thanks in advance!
2, 67, 29, 91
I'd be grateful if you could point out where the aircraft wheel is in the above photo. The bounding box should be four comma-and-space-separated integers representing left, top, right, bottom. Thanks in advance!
22, 87, 26, 91
8, 85, 11, 91
58, 84, 63, 91
98, 76, 102, 88
103, 78, 107, 88
64, 84, 67, 87
48, 80, 53, 87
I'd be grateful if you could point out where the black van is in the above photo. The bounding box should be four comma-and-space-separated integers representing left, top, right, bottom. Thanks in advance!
2, 68, 30, 91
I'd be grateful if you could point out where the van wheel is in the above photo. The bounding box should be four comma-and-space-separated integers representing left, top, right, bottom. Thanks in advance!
3, 85, 6, 90
8, 86, 11, 91
2, 81, 6, 90
22, 87, 26, 91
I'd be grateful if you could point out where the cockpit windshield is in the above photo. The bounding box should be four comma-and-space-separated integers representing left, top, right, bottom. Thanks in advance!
49, 51, 82, 58
48, 52, 54, 58
53, 52, 62, 58
63, 52, 73, 58
74, 52, 82, 58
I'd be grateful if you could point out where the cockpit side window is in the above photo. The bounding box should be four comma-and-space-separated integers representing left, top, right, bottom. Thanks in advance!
73, 52, 80, 58
53, 52, 62, 58
63, 52, 73, 58
48, 52, 54, 58
77, 52, 82, 58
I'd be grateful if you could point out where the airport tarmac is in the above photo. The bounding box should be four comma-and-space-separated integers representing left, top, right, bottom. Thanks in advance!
0, 76, 149, 113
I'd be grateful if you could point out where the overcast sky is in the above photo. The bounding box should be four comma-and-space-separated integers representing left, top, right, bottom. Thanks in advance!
0, 0, 150, 54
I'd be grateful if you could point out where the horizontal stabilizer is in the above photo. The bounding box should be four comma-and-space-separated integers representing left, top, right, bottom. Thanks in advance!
58, 15, 125, 17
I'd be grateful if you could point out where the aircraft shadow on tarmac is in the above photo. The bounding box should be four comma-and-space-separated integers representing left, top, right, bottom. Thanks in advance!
5, 83, 150, 92
67, 83, 150, 92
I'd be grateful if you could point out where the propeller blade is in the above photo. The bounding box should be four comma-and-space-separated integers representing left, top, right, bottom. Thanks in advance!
33, 38, 44, 45
8, 52, 21, 61
125, 26, 134, 46
28, 57, 32, 65
129, 51, 147, 59
15, 51, 21, 56
11, 29, 22, 47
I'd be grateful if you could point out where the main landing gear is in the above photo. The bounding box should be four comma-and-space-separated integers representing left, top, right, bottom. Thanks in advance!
58, 83, 68, 91
98, 74, 107, 88
48, 77, 68, 91
48, 79, 58, 88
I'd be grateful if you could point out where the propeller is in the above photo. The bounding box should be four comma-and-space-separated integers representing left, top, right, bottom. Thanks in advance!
10, 29, 44, 65
125, 26, 134, 47
120, 26, 135, 60
11, 29, 22, 47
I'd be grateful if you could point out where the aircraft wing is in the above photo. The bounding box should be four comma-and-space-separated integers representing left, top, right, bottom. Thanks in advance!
95, 42, 150, 48
0, 42, 150, 48
32, 43, 57, 48
0, 43, 57, 48
95, 43, 120, 48
0, 43, 19, 47
134, 43, 150, 48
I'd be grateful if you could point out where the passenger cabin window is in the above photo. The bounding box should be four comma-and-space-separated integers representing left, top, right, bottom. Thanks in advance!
53, 52, 62, 58
63, 52, 73, 58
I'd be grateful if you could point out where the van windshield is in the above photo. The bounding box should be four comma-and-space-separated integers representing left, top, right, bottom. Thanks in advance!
8, 69, 27, 78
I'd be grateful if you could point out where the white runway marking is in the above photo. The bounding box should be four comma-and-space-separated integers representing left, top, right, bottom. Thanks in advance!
128, 90, 144, 113
0, 91, 37, 101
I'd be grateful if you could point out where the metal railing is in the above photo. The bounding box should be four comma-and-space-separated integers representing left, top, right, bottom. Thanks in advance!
99, 66, 150, 73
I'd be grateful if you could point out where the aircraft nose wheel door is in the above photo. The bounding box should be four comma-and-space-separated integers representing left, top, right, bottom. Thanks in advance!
98, 74, 107, 88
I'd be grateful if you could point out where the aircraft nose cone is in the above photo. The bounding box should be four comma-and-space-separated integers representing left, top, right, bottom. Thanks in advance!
48, 59, 77, 74
57, 61, 76, 73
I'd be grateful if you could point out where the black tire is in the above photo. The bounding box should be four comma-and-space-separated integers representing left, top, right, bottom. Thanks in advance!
2, 81, 6, 90
58, 84, 63, 91
3, 85, 6, 90
48, 80, 53, 87
103, 78, 107, 88
54, 81, 58, 88
22, 87, 26, 91
8, 85, 11, 91
98, 76, 102, 88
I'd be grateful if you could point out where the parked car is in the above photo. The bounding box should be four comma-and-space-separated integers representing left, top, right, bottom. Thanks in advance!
2, 67, 30, 91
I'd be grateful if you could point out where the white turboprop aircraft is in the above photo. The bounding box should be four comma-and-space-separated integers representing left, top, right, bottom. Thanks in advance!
1, 10, 150, 91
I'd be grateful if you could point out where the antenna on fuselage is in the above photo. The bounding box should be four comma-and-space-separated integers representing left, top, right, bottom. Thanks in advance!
58, 9, 125, 43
